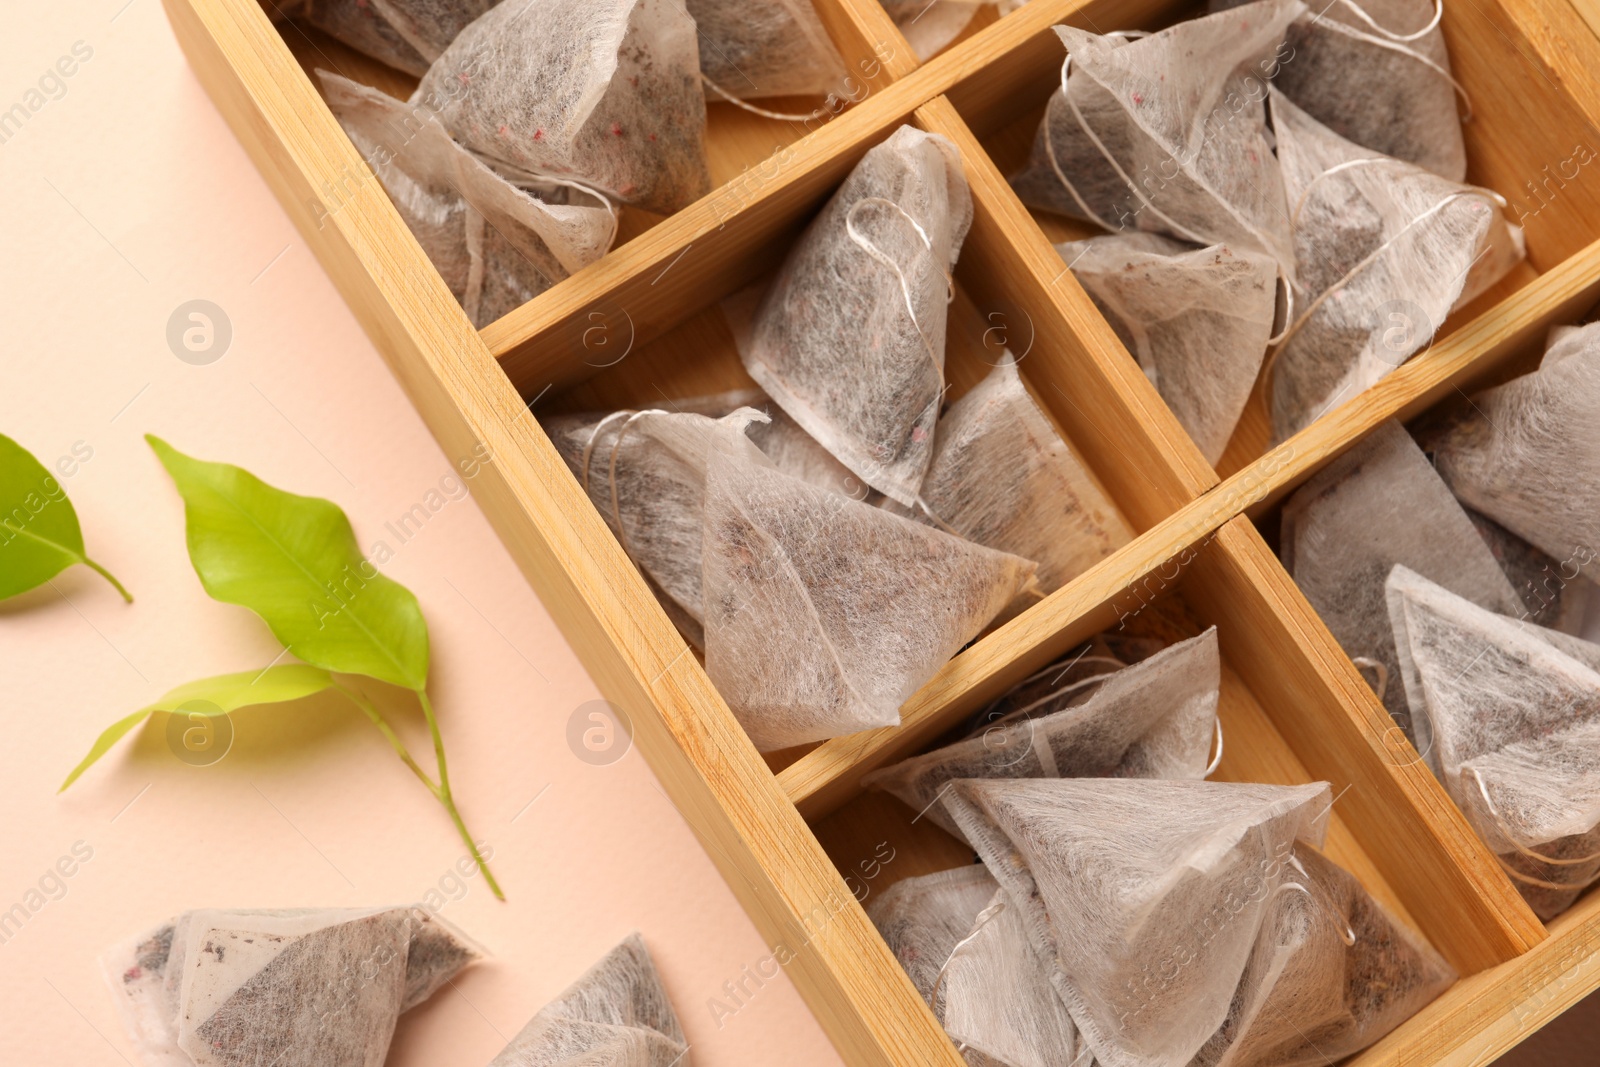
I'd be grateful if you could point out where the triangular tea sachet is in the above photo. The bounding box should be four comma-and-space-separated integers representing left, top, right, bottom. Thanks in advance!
275, 0, 499, 77
689, 0, 847, 102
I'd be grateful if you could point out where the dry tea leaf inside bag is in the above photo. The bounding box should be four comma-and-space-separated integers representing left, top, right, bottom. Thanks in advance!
542, 407, 771, 641
739, 125, 974, 506
1465, 506, 1600, 641
943, 777, 1331, 1067
888, 353, 1133, 592
1214, 0, 1466, 179
104, 907, 478, 1067
1192, 846, 1454, 1066
1280, 419, 1523, 747
941, 886, 1089, 1067
1386, 566, 1600, 918
413, 0, 711, 216
1267, 90, 1524, 441
489, 933, 690, 1067
1010, 0, 1300, 277
701, 447, 1036, 750
864, 629, 1221, 839
1428, 322, 1600, 588
1058, 233, 1277, 464
689, 0, 847, 102
867, 865, 1000, 1010
275, 0, 500, 77
322, 74, 615, 328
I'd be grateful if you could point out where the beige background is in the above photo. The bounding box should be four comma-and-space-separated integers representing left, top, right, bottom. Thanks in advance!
0, 3, 845, 1064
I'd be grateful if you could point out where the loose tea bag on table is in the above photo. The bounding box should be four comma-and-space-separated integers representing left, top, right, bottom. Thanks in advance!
701, 446, 1036, 750
322, 74, 615, 328
1281, 419, 1523, 748
941, 885, 1089, 1067
1009, 0, 1300, 276
1387, 565, 1600, 918
413, 0, 711, 216
738, 125, 973, 506
275, 0, 500, 77
688, 0, 847, 102
488, 933, 690, 1067
864, 628, 1220, 839
1214, 0, 1466, 179
1192, 845, 1455, 1066
942, 777, 1331, 1067
1428, 322, 1600, 587
883, 353, 1133, 593
543, 407, 771, 645
1058, 233, 1278, 464
867, 865, 1000, 1010
104, 906, 480, 1067
1267, 90, 1524, 441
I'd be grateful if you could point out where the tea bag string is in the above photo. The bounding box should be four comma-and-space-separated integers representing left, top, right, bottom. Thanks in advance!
520, 173, 621, 256
844, 196, 960, 530
1351, 656, 1389, 702
1206, 718, 1225, 777
1463, 765, 1600, 875
1049, 47, 1299, 344
929, 896, 1008, 1011
1312, 0, 1473, 120
701, 74, 834, 123
1275, 855, 1358, 946
604, 410, 673, 559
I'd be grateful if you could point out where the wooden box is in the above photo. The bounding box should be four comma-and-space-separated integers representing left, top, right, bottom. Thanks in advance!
160, 0, 1600, 1062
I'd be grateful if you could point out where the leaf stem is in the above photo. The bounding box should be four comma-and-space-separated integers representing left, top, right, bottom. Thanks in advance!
417, 689, 504, 900
81, 556, 133, 603
333, 681, 439, 798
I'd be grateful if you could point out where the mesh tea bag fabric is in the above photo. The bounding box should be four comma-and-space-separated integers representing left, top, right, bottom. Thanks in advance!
1466, 506, 1600, 640
879, 0, 1030, 61
866, 865, 1001, 1010
943, 777, 1332, 1067
1009, 0, 1300, 277
1428, 322, 1600, 588
1192, 846, 1455, 1066
885, 353, 1133, 592
103, 907, 480, 1067
941, 886, 1090, 1067
543, 407, 771, 636
322, 74, 615, 329
1267, 90, 1524, 441
864, 629, 1220, 839
276, 0, 500, 77
738, 125, 974, 506
1058, 233, 1277, 463
689, 0, 847, 101
1386, 566, 1600, 918
412, 0, 711, 216
701, 447, 1036, 750
1280, 419, 1523, 748
1214, 0, 1466, 179
488, 933, 690, 1067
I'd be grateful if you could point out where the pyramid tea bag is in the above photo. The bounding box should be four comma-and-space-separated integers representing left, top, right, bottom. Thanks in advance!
543, 406, 771, 641
701, 446, 1036, 750
1466, 506, 1600, 640
322, 74, 615, 328
1387, 566, 1600, 918
1429, 322, 1600, 588
1058, 233, 1277, 463
104, 907, 480, 1067
941, 885, 1090, 1067
1192, 845, 1454, 1066
276, 0, 500, 77
413, 0, 711, 216
1010, 0, 1300, 277
944, 777, 1332, 1067
1214, 0, 1466, 179
738, 125, 974, 506
488, 933, 690, 1066
880, 0, 985, 61
1281, 419, 1523, 746
689, 0, 847, 101
867, 865, 1000, 1009
886, 353, 1133, 593
1268, 90, 1524, 441
864, 629, 1220, 839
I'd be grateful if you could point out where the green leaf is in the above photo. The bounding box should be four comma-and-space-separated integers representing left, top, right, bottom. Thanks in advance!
0, 433, 131, 602
147, 435, 429, 690
59, 664, 336, 791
